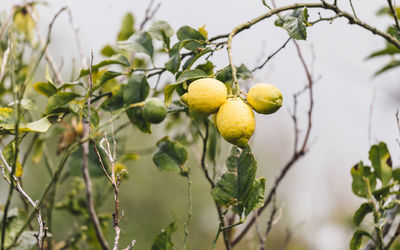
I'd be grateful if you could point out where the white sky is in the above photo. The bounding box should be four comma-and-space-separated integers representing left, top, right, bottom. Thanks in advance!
1, 0, 400, 249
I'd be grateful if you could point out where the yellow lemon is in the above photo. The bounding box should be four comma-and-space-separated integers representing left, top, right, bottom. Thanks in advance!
247, 83, 283, 114
180, 92, 189, 105
188, 78, 227, 114
216, 98, 255, 148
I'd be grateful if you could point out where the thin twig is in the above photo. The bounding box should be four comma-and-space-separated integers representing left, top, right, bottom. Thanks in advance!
232, 40, 315, 247
139, 0, 161, 31
252, 37, 291, 72
23, 1, 65, 85
0, 149, 47, 250
81, 52, 110, 250
348, 0, 357, 19
66, 0, 88, 68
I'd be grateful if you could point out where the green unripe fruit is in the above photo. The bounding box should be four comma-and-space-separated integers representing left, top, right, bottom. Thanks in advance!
142, 98, 167, 124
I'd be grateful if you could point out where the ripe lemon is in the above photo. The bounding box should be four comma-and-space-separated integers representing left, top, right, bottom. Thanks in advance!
216, 98, 255, 148
188, 78, 227, 114
142, 98, 167, 124
247, 83, 283, 114
180, 93, 189, 105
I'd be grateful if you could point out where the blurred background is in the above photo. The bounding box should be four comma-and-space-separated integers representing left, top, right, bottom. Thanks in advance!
1, 0, 400, 249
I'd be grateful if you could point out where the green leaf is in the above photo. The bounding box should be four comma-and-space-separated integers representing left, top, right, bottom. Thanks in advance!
24, 117, 52, 133
117, 13, 135, 41
118, 31, 154, 58
164, 42, 183, 73
45, 92, 80, 114
376, 6, 400, 18
126, 107, 151, 133
151, 222, 177, 250
78, 54, 130, 78
353, 203, 373, 226
164, 83, 181, 106
212, 173, 238, 206
245, 177, 266, 216
350, 230, 373, 250
100, 45, 117, 57
95, 71, 122, 90
374, 60, 400, 76
149, 20, 174, 47
369, 142, 392, 185
152, 137, 188, 174
372, 183, 393, 201
177, 26, 206, 51
275, 8, 309, 40
212, 146, 264, 216
124, 74, 150, 106
216, 64, 253, 83
351, 162, 376, 198
8, 99, 37, 110
101, 85, 125, 111
237, 146, 258, 215
33, 81, 57, 97
226, 146, 240, 172
196, 61, 215, 75
367, 44, 400, 59
393, 168, 400, 182
176, 69, 207, 84
82, 106, 100, 128
207, 123, 220, 165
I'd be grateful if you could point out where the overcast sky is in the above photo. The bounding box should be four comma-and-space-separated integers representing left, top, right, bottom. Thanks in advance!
1, 0, 400, 249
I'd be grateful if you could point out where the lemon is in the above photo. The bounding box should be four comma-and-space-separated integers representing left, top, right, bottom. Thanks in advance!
247, 83, 283, 114
188, 78, 227, 114
216, 98, 255, 148
142, 98, 167, 124
180, 92, 189, 105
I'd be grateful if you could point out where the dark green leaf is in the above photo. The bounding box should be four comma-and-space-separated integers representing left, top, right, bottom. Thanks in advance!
118, 31, 154, 58
78, 54, 130, 78
124, 74, 150, 106
393, 168, 400, 182
45, 92, 80, 114
151, 222, 177, 250
351, 162, 376, 198
196, 61, 215, 75
369, 142, 392, 185
350, 230, 373, 250
177, 26, 206, 51
226, 146, 240, 172
245, 178, 266, 216
96, 71, 122, 90
101, 85, 124, 111
353, 203, 373, 226
275, 8, 309, 40
372, 183, 393, 201
33, 81, 57, 97
212, 173, 238, 206
164, 42, 182, 73
152, 137, 188, 174
237, 146, 258, 215
126, 107, 151, 133
176, 69, 207, 84
216, 64, 253, 83
117, 13, 135, 41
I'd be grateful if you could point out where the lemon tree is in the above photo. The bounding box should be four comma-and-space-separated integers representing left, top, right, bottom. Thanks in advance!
0, 1, 400, 250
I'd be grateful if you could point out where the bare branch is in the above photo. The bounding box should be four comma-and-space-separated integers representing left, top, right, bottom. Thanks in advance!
252, 37, 291, 72
232, 40, 315, 247
65, 0, 88, 68
348, 0, 357, 19
387, 0, 400, 33
81, 52, 109, 250
139, 0, 161, 31
23, 1, 65, 85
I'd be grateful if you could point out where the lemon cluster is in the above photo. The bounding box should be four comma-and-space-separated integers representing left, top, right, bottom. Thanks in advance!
183, 78, 283, 148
